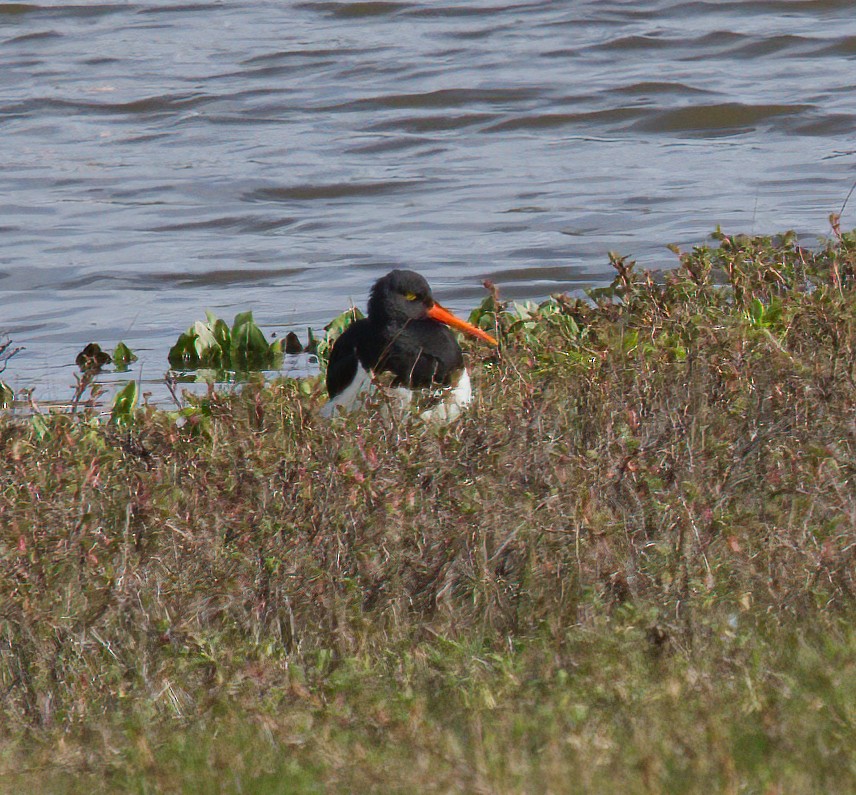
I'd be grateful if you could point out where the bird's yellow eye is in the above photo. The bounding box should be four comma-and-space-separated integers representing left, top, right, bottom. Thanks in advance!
404, 291, 419, 301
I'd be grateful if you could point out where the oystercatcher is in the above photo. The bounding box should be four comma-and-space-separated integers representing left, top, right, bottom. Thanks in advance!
321, 269, 497, 420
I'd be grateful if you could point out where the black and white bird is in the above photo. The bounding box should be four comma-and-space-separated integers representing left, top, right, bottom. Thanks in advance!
321, 269, 497, 420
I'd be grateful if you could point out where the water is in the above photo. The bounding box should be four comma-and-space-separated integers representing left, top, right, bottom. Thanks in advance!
2, 0, 856, 401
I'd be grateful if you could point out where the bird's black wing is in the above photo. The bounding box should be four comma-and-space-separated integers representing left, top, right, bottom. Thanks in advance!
325, 320, 369, 398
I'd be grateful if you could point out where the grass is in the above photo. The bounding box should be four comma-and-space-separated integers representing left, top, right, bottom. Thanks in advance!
1, 227, 854, 793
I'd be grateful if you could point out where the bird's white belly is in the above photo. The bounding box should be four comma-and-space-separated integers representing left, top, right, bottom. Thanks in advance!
320, 362, 375, 417
419, 368, 472, 423
321, 367, 472, 423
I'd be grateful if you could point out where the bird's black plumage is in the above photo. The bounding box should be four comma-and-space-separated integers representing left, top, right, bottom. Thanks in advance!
325, 270, 464, 401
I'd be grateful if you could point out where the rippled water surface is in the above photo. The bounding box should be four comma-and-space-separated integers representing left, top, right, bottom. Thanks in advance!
3, 0, 856, 398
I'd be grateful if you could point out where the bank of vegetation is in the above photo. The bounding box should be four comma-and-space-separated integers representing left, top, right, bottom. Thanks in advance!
1, 228, 854, 793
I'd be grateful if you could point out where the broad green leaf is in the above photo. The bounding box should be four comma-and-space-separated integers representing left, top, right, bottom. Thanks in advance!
112, 341, 137, 370
168, 331, 200, 368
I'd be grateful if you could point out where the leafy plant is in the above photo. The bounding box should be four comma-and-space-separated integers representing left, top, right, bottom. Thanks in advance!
310, 306, 365, 369
112, 341, 138, 371
468, 279, 506, 337
469, 291, 584, 348
75, 342, 112, 373
746, 296, 784, 329
168, 311, 284, 376
0, 336, 21, 407
110, 380, 139, 426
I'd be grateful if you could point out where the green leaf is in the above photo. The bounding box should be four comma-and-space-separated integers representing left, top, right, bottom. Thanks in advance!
212, 318, 231, 351
168, 331, 201, 368
0, 381, 13, 408
325, 307, 363, 338
231, 312, 272, 369
111, 380, 139, 426
765, 297, 783, 326
112, 341, 138, 370
749, 297, 765, 326
315, 307, 364, 366
193, 319, 223, 359
622, 330, 639, 353
31, 414, 49, 441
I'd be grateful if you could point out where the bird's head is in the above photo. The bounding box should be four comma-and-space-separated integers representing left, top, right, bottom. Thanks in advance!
369, 269, 434, 324
368, 269, 497, 345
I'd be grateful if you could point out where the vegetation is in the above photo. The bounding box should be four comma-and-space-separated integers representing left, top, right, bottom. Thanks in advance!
1, 228, 854, 793
0, 336, 21, 408
167, 311, 284, 377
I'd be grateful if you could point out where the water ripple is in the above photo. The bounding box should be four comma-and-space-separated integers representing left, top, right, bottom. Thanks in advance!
2, 0, 856, 399
247, 181, 429, 203
296, 1, 412, 18
633, 103, 815, 134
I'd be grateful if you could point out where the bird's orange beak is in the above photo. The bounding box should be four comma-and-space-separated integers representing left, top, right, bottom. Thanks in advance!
427, 303, 498, 346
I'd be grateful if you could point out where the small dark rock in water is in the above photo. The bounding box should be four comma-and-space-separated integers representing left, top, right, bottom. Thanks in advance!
284, 332, 304, 354
76, 342, 112, 373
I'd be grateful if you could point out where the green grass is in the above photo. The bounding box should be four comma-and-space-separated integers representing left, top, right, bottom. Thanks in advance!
1, 228, 854, 793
